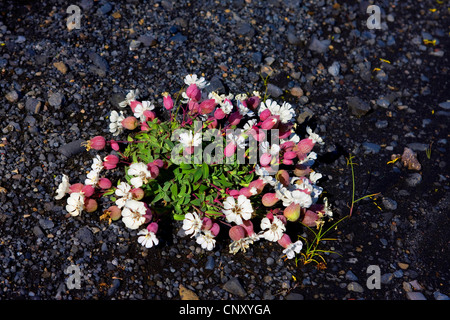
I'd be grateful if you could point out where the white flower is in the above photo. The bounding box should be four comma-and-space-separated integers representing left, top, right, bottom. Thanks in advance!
309, 171, 323, 183
119, 89, 139, 108
65, 192, 85, 217
259, 99, 295, 123
109, 110, 125, 136
137, 229, 159, 248
283, 240, 303, 259
196, 230, 216, 251
128, 162, 152, 188
179, 131, 202, 148
323, 197, 333, 218
229, 234, 260, 254
237, 100, 254, 117
298, 151, 317, 166
115, 182, 133, 208
283, 189, 313, 208
220, 98, 234, 114
222, 195, 253, 225
227, 133, 246, 149
55, 174, 70, 200
260, 141, 280, 156
243, 119, 257, 132
255, 164, 276, 186
260, 215, 285, 242
184, 74, 208, 89
85, 169, 100, 186
133, 100, 155, 121
182, 212, 203, 238
91, 155, 104, 172
306, 126, 324, 145
121, 200, 147, 230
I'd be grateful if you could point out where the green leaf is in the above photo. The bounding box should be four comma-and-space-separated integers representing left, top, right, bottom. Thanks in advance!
202, 163, 209, 180
173, 214, 185, 221
193, 168, 203, 183
171, 183, 178, 199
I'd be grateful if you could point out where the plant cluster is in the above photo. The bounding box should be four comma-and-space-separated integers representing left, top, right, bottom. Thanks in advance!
55, 74, 334, 260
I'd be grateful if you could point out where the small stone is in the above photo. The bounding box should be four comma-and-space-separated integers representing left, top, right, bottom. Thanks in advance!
381, 273, 394, 284
382, 197, 398, 210
406, 292, 427, 300
76, 226, 94, 244
39, 219, 54, 230
434, 291, 450, 300
347, 96, 371, 117
406, 173, 422, 187
296, 107, 314, 124
375, 120, 388, 129
266, 83, 283, 98
48, 92, 64, 108
5, 91, 19, 103
287, 32, 301, 45
223, 277, 246, 298
58, 139, 86, 158
409, 280, 423, 291
309, 37, 330, 53
290, 87, 304, 97
376, 98, 390, 108
328, 61, 340, 76
53, 61, 68, 74
398, 262, 409, 270
438, 101, 450, 110
362, 142, 381, 154
205, 256, 215, 270
345, 270, 359, 281
285, 292, 304, 300
33, 226, 44, 238
138, 34, 157, 47
347, 282, 364, 293
25, 98, 41, 114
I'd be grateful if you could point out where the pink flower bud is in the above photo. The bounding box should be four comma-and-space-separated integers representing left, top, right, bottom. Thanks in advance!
228, 111, 242, 126
202, 217, 213, 230
296, 138, 315, 154
248, 179, 265, 194
276, 170, 290, 187
148, 164, 160, 179
259, 109, 272, 121
186, 83, 201, 101
302, 210, 319, 227
281, 141, 295, 150
277, 233, 293, 249
241, 219, 256, 236
110, 140, 120, 151
278, 123, 293, 140
103, 154, 119, 169
283, 151, 297, 160
259, 153, 272, 167
229, 225, 246, 241
121, 116, 139, 130
143, 110, 156, 121
82, 185, 95, 197
141, 122, 150, 132
214, 108, 226, 120
260, 116, 278, 130
69, 183, 84, 194
262, 192, 279, 207
283, 159, 294, 165
228, 189, 240, 197
188, 100, 199, 113
224, 141, 236, 157
284, 202, 301, 222
239, 187, 253, 198
147, 222, 158, 234
248, 128, 266, 142
162, 93, 174, 110
210, 223, 220, 237
98, 178, 112, 189
88, 136, 106, 150
199, 99, 217, 115
84, 198, 97, 213
106, 205, 121, 221
131, 187, 145, 200
152, 159, 164, 168
293, 164, 311, 177
246, 96, 260, 110
207, 116, 218, 129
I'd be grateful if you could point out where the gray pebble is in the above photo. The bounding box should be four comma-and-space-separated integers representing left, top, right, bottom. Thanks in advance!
347, 96, 371, 117
382, 197, 398, 210
223, 277, 246, 298
362, 142, 381, 154
345, 270, 359, 281
406, 173, 422, 187
58, 139, 86, 158
406, 292, 427, 300
347, 282, 364, 293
